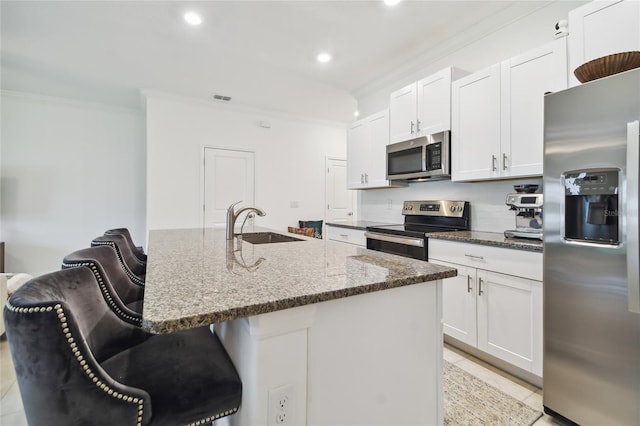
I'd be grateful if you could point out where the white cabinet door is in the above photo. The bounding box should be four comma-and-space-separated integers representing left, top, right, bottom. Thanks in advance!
432, 259, 478, 347
568, 0, 640, 87
325, 226, 366, 247
476, 270, 542, 374
501, 38, 568, 178
452, 64, 501, 181
417, 67, 468, 136
389, 83, 418, 143
366, 110, 391, 187
347, 109, 400, 190
347, 120, 368, 189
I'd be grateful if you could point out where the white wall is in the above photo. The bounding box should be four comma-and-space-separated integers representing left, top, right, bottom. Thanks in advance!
0, 91, 145, 275
145, 92, 347, 233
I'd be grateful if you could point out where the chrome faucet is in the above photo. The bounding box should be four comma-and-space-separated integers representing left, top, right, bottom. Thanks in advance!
226, 200, 266, 240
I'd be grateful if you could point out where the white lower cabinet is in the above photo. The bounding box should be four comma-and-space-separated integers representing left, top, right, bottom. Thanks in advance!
326, 225, 366, 247
430, 239, 542, 377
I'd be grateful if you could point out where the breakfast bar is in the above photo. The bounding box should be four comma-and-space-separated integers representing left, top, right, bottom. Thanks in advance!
142, 227, 457, 425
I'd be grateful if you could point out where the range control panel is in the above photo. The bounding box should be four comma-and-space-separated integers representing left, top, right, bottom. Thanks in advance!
402, 200, 467, 217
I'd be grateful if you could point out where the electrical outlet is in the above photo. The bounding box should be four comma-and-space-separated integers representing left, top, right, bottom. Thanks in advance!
268, 384, 294, 425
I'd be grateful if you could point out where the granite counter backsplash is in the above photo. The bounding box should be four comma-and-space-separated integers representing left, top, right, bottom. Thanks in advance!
427, 230, 543, 252
143, 227, 456, 334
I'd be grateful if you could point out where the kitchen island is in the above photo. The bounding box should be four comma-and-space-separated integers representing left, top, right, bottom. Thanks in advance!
143, 227, 457, 426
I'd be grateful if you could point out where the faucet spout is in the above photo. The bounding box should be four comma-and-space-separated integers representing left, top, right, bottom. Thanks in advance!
226, 201, 267, 240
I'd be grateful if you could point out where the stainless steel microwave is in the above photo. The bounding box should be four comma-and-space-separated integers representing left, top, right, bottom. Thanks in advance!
386, 131, 450, 181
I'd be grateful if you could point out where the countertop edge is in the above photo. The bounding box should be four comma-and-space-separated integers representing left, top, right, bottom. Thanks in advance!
142, 268, 456, 333
427, 231, 543, 253
326, 221, 396, 231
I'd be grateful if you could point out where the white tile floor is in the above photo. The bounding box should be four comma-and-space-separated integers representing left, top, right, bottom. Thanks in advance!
1, 335, 562, 425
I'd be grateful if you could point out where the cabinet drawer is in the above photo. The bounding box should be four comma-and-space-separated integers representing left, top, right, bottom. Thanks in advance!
429, 239, 542, 281
326, 226, 366, 247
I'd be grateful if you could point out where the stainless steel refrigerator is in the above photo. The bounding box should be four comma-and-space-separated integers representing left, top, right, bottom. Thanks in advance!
543, 67, 640, 425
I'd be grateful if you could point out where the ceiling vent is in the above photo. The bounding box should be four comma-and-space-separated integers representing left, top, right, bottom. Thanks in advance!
213, 94, 232, 101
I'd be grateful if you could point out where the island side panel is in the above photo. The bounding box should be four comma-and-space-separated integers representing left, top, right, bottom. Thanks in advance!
216, 305, 316, 426
307, 280, 443, 425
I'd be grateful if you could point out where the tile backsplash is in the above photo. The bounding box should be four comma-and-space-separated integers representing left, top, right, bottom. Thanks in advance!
358, 178, 543, 232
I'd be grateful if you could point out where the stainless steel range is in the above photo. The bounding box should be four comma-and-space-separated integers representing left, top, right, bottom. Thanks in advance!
365, 200, 470, 261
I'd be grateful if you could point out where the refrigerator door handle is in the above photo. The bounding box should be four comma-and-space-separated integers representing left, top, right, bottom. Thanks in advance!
627, 120, 640, 313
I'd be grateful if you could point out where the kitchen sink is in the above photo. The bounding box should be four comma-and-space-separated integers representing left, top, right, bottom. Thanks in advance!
238, 232, 304, 244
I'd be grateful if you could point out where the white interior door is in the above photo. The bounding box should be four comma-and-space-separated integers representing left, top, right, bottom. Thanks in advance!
203, 148, 255, 228
326, 158, 354, 222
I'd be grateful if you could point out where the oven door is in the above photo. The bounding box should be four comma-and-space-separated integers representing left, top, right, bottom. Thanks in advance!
364, 232, 428, 261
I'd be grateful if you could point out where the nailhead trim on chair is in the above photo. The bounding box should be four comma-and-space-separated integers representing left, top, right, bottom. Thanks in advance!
91, 241, 145, 287
187, 407, 239, 426
6, 301, 146, 426
61, 261, 142, 326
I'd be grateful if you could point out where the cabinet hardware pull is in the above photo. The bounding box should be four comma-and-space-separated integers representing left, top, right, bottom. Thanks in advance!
467, 275, 472, 293
365, 173, 368, 183
492, 155, 497, 171
360, 173, 364, 184
410, 121, 415, 134
464, 254, 484, 260
502, 153, 508, 170
416, 119, 421, 133
478, 277, 484, 296
339, 234, 349, 238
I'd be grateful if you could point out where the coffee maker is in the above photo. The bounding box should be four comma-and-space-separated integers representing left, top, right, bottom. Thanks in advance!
504, 185, 543, 240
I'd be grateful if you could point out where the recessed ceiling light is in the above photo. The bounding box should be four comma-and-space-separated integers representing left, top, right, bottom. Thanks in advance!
384, 0, 402, 6
354, 111, 360, 117
184, 11, 203, 26
317, 52, 332, 63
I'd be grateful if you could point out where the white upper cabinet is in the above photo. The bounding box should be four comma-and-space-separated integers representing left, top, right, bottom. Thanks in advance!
347, 109, 404, 190
568, 0, 640, 87
452, 39, 568, 181
347, 120, 369, 189
389, 67, 468, 144
389, 83, 418, 143
451, 64, 502, 181
501, 38, 568, 177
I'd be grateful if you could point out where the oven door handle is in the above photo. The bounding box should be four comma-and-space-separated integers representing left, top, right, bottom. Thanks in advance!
364, 231, 425, 248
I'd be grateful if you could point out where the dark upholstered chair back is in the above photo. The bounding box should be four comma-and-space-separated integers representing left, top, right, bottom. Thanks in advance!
105, 228, 147, 262
92, 234, 146, 285
4, 268, 151, 425
62, 245, 144, 325
4, 267, 242, 426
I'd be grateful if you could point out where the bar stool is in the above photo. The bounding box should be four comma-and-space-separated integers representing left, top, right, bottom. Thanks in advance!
62, 245, 144, 325
92, 234, 146, 286
3, 267, 242, 426
105, 228, 147, 263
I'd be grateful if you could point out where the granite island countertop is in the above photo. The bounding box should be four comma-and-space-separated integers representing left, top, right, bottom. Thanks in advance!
143, 226, 457, 333
427, 230, 543, 252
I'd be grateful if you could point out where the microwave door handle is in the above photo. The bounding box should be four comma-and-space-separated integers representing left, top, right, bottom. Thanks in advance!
422, 145, 427, 173
627, 120, 640, 313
